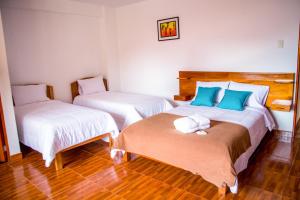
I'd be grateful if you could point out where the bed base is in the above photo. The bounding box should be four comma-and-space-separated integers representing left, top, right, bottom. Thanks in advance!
123, 151, 132, 162
55, 133, 112, 171
123, 151, 230, 195
218, 184, 228, 195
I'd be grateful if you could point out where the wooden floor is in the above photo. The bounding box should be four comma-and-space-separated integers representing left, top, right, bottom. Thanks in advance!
1, 129, 300, 200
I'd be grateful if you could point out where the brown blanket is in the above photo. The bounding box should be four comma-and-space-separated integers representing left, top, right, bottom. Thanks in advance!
114, 113, 251, 187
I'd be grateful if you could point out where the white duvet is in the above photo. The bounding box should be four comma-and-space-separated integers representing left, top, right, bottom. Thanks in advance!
167, 104, 275, 174
15, 100, 119, 167
73, 91, 174, 130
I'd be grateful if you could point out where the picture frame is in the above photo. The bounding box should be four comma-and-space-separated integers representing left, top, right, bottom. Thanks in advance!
157, 17, 180, 41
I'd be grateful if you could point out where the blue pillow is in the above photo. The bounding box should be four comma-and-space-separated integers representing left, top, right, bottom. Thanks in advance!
191, 87, 221, 107
217, 89, 252, 111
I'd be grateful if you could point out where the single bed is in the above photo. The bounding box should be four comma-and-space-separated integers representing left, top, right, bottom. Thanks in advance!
13, 84, 119, 170
71, 76, 174, 130
113, 71, 294, 195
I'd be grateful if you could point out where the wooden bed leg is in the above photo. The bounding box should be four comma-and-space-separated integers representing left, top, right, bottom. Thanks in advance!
123, 152, 131, 162
218, 184, 228, 195
55, 152, 63, 171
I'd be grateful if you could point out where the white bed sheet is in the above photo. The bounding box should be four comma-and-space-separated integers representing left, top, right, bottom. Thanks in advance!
73, 91, 174, 130
15, 100, 119, 167
167, 105, 275, 174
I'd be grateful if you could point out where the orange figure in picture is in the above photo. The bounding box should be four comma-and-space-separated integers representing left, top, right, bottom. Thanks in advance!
160, 21, 177, 37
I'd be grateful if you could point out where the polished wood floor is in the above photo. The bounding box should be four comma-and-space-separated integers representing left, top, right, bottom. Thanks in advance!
1, 129, 300, 200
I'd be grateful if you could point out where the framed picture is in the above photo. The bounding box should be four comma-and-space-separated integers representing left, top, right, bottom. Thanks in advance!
157, 17, 180, 41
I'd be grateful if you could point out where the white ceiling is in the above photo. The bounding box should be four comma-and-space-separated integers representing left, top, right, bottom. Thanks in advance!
73, 0, 147, 7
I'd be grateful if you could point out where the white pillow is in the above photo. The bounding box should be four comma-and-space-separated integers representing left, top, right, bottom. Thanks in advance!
77, 76, 106, 95
12, 84, 50, 106
228, 81, 269, 108
194, 81, 230, 103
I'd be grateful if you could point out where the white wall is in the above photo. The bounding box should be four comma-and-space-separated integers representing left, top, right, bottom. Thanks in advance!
116, 0, 300, 131
0, 11, 20, 156
0, 0, 107, 102
100, 7, 120, 91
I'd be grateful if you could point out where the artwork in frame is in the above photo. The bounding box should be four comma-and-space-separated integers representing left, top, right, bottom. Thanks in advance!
157, 17, 180, 41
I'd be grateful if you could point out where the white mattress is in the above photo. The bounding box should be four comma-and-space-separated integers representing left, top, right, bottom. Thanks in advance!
73, 91, 174, 130
15, 100, 119, 167
167, 105, 275, 174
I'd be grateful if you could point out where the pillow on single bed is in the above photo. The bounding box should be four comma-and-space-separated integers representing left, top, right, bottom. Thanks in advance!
228, 81, 269, 108
217, 89, 252, 111
194, 81, 229, 103
77, 76, 106, 95
12, 84, 50, 106
191, 87, 221, 107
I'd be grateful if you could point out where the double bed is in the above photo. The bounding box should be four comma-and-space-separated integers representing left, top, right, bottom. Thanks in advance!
71, 76, 173, 130
168, 104, 275, 174
113, 71, 294, 194
13, 84, 119, 170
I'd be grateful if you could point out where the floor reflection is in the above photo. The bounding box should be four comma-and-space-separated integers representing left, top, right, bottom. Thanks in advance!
0, 132, 299, 199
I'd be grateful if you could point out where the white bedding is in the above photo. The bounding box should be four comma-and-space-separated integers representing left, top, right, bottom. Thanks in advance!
73, 91, 174, 130
15, 100, 119, 167
167, 105, 275, 174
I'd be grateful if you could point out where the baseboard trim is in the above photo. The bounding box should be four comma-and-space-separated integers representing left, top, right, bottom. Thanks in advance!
9, 153, 23, 162
273, 130, 292, 143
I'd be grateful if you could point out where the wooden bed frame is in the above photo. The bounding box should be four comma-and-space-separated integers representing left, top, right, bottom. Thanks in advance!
18, 84, 113, 171
47, 85, 112, 170
123, 71, 295, 195
70, 77, 108, 100
54, 133, 112, 171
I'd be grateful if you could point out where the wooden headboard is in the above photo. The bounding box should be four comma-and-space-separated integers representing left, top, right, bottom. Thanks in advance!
46, 85, 54, 100
71, 77, 108, 100
174, 71, 295, 111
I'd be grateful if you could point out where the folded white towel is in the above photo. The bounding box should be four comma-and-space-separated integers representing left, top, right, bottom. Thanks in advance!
199, 124, 210, 130
174, 117, 199, 133
174, 114, 211, 134
189, 113, 210, 127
